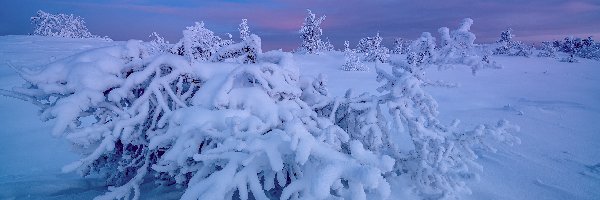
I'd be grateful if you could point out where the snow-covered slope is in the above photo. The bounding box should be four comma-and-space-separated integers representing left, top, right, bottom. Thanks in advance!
0, 36, 598, 199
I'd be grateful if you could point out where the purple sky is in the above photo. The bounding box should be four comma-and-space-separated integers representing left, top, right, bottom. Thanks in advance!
1, 0, 599, 50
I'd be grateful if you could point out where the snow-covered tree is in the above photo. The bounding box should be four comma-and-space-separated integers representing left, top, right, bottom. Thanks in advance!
341, 41, 368, 71
4, 17, 519, 200
373, 63, 520, 198
492, 28, 532, 57
537, 41, 557, 58
318, 37, 335, 52
171, 22, 232, 62
356, 33, 390, 63
30, 10, 102, 39
212, 34, 262, 63
553, 36, 599, 60
407, 32, 437, 67
147, 32, 171, 56
391, 37, 411, 54
239, 19, 250, 40
298, 9, 326, 54
493, 28, 514, 55
5, 40, 398, 200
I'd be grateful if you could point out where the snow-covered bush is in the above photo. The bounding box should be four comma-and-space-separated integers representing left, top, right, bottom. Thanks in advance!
492, 28, 514, 55
147, 32, 171, 56
492, 28, 533, 57
7, 40, 397, 200
407, 32, 437, 67
537, 41, 557, 58
30, 10, 102, 39
341, 41, 368, 71
371, 59, 520, 198
307, 53, 520, 199
169, 21, 262, 63
6, 16, 519, 200
318, 38, 335, 52
424, 18, 500, 73
356, 33, 390, 63
212, 34, 262, 63
298, 9, 326, 54
391, 37, 411, 54
553, 36, 599, 60
171, 22, 233, 62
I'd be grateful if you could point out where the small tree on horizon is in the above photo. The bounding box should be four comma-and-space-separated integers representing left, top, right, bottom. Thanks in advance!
239, 19, 250, 40
356, 32, 390, 63
30, 10, 102, 39
298, 9, 326, 54
341, 41, 368, 71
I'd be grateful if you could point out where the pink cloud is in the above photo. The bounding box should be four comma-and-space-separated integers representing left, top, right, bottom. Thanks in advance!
563, 1, 600, 13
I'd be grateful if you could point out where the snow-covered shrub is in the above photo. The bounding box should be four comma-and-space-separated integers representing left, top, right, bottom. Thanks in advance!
7, 40, 397, 200
426, 19, 501, 73
356, 33, 390, 63
492, 28, 533, 57
391, 37, 411, 54
318, 37, 335, 52
298, 9, 326, 54
493, 28, 514, 55
553, 36, 599, 60
407, 32, 437, 67
30, 10, 102, 39
371, 58, 520, 198
212, 34, 262, 63
304, 53, 519, 199
147, 32, 171, 56
510, 41, 534, 57
341, 41, 368, 71
171, 22, 233, 62
239, 19, 250, 40
537, 41, 557, 58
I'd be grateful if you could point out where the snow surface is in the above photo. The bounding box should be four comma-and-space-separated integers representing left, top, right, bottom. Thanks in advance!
0, 36, 599, 199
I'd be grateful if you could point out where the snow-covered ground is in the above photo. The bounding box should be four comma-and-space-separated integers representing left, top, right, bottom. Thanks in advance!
0, 36, 599, 199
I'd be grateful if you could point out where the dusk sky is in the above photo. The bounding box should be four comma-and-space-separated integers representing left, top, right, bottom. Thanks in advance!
1, 0, 599, 50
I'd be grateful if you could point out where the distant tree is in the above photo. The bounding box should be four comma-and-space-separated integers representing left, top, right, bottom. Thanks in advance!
356, 33, 390, 63
318, 37, 335, 52
341, 41, 368, 71
171, 22, 231, 62
557, 36, 599, 60
147, 32, 171, 56
391, 37, 411, 54
537, 41, 557, 58
239, 19, 250, 40
493, 28, 514, 55
30, 10, 102, 39
408, 32, 437, 67
493, 28, 533, 57
298, 9, 326, 54
212, 34, 262, 63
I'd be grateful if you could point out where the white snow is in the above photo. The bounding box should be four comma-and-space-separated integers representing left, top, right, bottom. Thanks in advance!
0, 35, 599, 199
